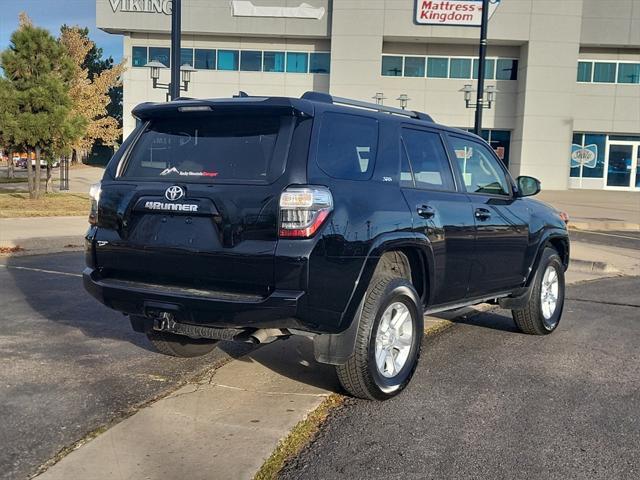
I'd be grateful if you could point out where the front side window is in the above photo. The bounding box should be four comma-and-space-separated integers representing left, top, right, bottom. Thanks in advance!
401, 129, 455, 191
149, 47, 170, 67
316, 113, 378, 181
122, 113, 291, 184
450, 136, 511, 196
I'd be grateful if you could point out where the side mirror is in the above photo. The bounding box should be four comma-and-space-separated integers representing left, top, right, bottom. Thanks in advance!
516, 176, 541, 197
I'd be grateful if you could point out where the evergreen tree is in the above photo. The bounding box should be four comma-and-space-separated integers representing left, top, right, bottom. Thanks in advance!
0, 13, 84, 198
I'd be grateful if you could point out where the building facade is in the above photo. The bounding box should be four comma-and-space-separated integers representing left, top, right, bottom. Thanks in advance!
97, 0, 640, 191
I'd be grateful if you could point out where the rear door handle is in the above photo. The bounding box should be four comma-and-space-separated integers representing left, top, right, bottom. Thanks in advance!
475, 208, 491, 221
416, 205, 436, 219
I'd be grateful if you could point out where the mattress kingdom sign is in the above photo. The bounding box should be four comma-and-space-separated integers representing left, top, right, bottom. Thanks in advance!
415, 0, 501, 26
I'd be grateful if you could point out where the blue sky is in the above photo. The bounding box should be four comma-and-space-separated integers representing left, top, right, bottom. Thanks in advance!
0, 0, 123, 61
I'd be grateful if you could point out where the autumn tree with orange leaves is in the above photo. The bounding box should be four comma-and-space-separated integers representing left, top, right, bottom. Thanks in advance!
59, 26, 126, 164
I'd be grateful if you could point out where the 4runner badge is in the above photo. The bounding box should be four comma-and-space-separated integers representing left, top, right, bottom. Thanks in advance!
143, 186, 198, 212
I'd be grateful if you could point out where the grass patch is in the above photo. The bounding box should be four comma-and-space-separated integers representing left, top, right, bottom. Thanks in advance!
254, 394, 344, 480
0, 177, 27, 184
0, 192, 90, 218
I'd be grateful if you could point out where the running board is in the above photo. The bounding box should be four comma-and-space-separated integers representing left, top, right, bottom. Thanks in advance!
425, 291, 513, 315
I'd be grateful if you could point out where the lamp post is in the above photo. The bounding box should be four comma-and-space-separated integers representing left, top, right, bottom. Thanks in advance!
372, 92, 386, 105
170, 0, 182, 100
397, 94, 410, 110
463, 84, 496, 110
144, 62, 197, 101
473, 0, 490, 135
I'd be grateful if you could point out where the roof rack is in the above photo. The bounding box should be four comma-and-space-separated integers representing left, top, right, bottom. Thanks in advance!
301, 91, 433, 122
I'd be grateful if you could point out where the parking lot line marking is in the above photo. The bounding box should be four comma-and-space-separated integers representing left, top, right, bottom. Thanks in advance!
0, 264, 82, 278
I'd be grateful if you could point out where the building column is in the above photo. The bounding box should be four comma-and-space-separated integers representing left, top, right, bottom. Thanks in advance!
510, 1, 584, 190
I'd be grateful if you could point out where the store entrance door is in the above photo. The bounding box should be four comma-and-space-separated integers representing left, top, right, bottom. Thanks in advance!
605, 142, 640, 190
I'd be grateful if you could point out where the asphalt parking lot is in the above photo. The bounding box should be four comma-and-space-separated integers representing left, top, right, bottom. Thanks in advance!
0, 252, 251, 480
281, 276, 640, 480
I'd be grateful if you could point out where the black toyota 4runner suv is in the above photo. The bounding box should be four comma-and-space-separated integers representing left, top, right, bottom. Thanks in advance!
84, 92, 570, 400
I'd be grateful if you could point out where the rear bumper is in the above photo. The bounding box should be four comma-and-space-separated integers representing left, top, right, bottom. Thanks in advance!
83, 268, 307, 329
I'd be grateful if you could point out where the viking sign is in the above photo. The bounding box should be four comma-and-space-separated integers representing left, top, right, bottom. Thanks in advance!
415, 0, 501, 26
571, 144, 598, 169
109, 0, 172, 15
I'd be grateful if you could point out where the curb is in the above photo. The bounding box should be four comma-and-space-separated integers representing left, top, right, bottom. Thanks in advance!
569, 222, 640, 233
570, 258, 620, 274
0, 236, 84, 257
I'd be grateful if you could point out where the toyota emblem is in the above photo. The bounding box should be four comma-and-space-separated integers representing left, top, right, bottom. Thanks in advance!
165, 185, 185, 201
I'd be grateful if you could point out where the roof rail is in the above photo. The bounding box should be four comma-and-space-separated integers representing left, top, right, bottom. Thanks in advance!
301, 91, 433, 122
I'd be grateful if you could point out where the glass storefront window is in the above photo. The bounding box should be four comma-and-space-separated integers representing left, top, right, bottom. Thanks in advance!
427, 58, 448, 78
473, 58, 495, 80
194, 49, 215, 70
382, 56, 403, 76
450, 58, 472, 79
240, 51, 262, 71
496, 59, 518, 80
263, 52, 285, 72
617, 63, 640, 84
582, 134, 606, 178
218, 50, 239, 71
570, 133, 583, 178
180, 48, 193, 67
132, 46, 147, 67
309, 53, 330, 74
286, 52, 308, 73
404, 57, 425, 77
577, 61, 592, 82
593, 62, 616, 83
149, 47, 170, 67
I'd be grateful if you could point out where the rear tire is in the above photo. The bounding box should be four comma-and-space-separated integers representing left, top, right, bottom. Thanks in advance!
146, 331, 219, 357
512, 247, 565, 335
336, 276, 423, 400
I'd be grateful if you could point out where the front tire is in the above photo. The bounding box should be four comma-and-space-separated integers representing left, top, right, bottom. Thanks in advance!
336, 277, 424, 400
512, 247, 565, 335
146, 331, 219, 357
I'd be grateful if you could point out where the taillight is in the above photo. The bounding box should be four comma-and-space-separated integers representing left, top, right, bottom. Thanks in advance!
88, 182, 101, 225
279, 186, 333, 238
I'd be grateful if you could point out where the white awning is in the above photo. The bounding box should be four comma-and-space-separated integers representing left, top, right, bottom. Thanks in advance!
231, 1, 325, 20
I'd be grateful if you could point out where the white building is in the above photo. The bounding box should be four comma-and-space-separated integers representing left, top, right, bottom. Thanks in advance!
97, 0, 640, 191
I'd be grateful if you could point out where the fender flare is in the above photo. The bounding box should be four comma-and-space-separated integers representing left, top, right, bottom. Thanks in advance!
525, 229, 570, 287
313, 233, 434, 365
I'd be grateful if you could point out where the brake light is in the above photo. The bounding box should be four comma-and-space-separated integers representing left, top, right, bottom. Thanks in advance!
279, 186, 333, 238
88, 182, 101, 225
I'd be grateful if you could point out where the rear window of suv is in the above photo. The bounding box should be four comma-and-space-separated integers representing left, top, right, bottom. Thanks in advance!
120, 113, 293, 183
316, 112, 378, 180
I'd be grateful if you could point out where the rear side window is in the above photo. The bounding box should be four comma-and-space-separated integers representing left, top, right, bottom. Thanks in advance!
401, 128, 455, 191
316, 112, 378, 180
121, 114, 291, 183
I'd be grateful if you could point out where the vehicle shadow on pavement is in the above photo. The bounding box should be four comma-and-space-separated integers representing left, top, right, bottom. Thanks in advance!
453, 310, 521, 333
217, 336, 342, 393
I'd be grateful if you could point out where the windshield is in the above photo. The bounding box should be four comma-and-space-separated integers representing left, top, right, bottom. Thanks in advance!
120, 113, 292, 183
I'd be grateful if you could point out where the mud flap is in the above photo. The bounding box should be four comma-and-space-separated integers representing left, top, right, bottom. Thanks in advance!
313, 297, 365, 365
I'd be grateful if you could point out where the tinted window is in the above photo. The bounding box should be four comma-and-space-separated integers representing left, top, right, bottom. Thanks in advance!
180, 48, 193, 66
218, 50, 239, 71
264, 51, 285, 72
404, 57, 425, 77
316, 113, 378, 181
496, 59, 518, 80
122, 114, 290, 183
401, 129, 454, 191
473, 58, 495, 79
132, 46, 147, 67
427, 58, 448, 78
194, 49, 215, 70
450, 136, 510, 196
577, 61, 592, 82
149, 47, 170, 67
593, 62, 616, 83
309, 53, 330, 73
286, 52, 308, 73
450, 58, 471, 79
240, 51, 262, 71
617, 63, 640, 84
382, 56, 403, 76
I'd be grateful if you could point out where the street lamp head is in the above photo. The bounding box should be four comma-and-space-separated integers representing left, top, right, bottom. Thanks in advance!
397, 93, 410, 110
144, 61, 166, 81
180, 64, 197, 84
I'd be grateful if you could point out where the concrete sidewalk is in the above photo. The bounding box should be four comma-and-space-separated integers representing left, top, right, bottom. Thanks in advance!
0, 216, 88, 253
538, 190, 640, 231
